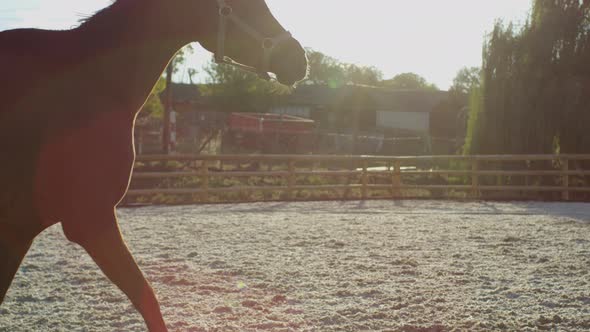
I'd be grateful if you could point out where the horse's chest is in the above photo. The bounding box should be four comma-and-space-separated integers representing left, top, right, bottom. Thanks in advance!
35, 111, 136, 214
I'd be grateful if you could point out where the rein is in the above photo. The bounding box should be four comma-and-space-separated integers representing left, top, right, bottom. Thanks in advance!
214, 0, 292, 80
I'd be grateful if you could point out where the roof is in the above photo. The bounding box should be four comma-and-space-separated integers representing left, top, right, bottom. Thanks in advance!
159, 83, 448, 114
230, 113, 314, 123
160, 83, 201, 103
287, 84, 449, 113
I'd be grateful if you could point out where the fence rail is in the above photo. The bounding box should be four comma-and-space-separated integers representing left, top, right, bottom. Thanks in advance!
126, 154, 590, 203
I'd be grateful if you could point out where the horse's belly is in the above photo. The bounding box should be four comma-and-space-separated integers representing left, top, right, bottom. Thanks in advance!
34, 111, 136, 222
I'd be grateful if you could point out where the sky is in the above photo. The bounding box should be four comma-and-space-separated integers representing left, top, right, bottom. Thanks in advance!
0, 0, 532, 89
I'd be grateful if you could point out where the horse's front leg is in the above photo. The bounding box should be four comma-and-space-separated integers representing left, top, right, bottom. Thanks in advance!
0, 222, 35, 304
61, 208, 168, 332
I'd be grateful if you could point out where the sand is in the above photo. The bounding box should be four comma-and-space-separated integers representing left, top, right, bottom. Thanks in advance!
1, 200, 589, 331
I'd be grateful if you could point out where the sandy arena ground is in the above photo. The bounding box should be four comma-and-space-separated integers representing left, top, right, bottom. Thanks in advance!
1, 200, 590, 331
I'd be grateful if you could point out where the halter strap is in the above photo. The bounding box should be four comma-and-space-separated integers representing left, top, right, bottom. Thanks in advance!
214, 0, 292, 80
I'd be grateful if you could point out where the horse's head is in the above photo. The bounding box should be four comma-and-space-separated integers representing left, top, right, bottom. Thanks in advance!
168, 0, 308, 86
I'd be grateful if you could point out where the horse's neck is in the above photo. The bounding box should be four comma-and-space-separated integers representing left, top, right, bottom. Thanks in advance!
74, 2, 188, 114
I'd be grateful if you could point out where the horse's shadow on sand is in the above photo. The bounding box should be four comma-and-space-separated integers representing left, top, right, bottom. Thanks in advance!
521, 201, 590, 223
184, 200, 590, 224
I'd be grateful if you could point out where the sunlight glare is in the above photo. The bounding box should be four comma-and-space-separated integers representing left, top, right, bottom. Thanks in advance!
1, 0, 532, 89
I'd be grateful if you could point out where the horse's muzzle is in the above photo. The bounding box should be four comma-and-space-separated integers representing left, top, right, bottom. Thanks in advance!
271, 39, 308, 86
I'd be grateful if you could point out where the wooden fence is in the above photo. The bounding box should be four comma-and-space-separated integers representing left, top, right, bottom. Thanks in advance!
126, 154, 590, 203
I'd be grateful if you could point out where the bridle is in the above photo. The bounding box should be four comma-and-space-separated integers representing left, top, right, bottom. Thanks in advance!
214, 0, 293, 80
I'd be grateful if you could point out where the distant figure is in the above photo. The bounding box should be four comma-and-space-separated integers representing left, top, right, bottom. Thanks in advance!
0, 0, 307, 331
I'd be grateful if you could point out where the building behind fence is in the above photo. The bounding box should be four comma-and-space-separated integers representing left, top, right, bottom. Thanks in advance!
137, 83, 465, 156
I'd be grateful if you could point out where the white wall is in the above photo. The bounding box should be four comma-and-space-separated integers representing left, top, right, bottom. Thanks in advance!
377, 111, 430, 132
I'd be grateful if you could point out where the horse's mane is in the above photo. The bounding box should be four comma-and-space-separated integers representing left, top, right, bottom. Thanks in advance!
77, 0, 136, 29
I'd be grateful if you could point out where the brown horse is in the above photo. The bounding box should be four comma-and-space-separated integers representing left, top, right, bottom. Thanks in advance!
0, 0, 307, 330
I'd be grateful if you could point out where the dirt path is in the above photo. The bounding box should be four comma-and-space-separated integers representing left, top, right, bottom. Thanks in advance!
1, 201, 590, 331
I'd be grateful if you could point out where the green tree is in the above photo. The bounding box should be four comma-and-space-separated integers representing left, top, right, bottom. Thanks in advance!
141, 77, 166, 118
200, 60, 289, 112
304, 49, 384, 87
305, 49, 346, 87
450, 67, 481, 95
170, 44, 195, 75
380, 72, 439, 90
345, 64, 383, 86
141, 44, 196, 119
463, 84, 484, 155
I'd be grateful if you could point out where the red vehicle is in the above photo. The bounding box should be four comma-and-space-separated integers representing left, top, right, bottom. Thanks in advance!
226, 113, 315, 153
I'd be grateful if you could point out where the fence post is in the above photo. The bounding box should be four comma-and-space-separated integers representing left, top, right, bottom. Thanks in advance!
361, 160, 368, 199
525, 160, 530, 189
201, 160, 209, 202
496, 161, 503, 187
287, 159, 296, 201
392, 161, 402, 198
471, 158, 479, 199
496, 174, 503, 186
562, 158, 570, 201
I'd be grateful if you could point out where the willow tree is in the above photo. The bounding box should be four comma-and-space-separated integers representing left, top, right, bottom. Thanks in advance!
465, 0, 590, 155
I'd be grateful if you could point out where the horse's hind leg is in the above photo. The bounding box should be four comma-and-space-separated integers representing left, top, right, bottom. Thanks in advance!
62, 209, 167, 332
0, 225, 34, 304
